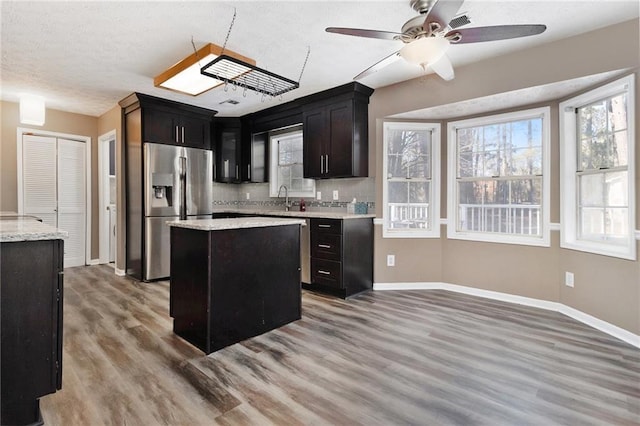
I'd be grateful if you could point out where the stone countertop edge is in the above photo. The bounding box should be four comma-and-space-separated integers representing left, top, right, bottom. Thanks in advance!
167, 217, 307, 231
0, 220, 69, 242
211, 208, 376, 220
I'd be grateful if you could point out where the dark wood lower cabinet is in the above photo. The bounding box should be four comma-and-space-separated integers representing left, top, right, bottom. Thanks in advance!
170, 225, 301, 354
1, 239, 63, 426
304, 217, 373, 298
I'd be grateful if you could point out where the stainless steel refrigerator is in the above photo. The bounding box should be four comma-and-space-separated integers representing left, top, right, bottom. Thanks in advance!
131, 143, 212, 281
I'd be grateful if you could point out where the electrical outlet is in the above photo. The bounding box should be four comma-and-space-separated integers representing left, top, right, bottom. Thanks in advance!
565, 271, 574, 287
387, 254, 395, 267
316, 191, 322, 200
245, 192, 250, 200
333, 190, 339, 200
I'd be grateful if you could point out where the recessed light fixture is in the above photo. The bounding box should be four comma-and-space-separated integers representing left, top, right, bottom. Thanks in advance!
154, 43, 256, 96
19, 94, 45, 126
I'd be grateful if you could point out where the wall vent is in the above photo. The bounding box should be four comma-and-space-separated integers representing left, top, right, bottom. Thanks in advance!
219, 99, 240, 105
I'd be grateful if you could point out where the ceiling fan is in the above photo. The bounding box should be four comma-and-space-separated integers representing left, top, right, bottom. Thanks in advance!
326, 0, 547, 81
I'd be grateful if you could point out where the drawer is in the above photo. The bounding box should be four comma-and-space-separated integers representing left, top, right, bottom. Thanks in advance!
311, 218, 342, 235
310, 258, 342, 289
311, 233, 341, 261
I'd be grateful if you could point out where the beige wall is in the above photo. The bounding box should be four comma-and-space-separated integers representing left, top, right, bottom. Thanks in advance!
97, 105, 125, 271
1, 100, 100, 257
370, 19, 640, 334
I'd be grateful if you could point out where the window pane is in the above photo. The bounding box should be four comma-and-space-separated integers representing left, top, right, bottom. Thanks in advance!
606, 171, 628, 206
606, 208, 629, 240
579, 207, 605, 239
387, 181, 430, 230
510, 178, 541, 205
612, 131, 628, 167
510, 147, 542, 176
387, 129, 431, 178
579, 174, 603, 207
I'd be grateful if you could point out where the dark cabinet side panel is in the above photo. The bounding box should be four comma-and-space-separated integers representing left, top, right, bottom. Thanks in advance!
327, 101, 353, 177
1, 239, 62, 425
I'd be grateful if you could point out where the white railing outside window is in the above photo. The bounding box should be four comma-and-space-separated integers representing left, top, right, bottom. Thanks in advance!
458, 204, 541, 236
388, 203, 430, 229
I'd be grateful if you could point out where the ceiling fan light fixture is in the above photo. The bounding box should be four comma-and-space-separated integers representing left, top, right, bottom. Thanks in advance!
154, 43, 256, 96
399, 37, 450, 66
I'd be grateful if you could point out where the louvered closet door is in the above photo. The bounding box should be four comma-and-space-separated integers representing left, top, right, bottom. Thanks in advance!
22, 135, 58, 227
57, 138, 86, 267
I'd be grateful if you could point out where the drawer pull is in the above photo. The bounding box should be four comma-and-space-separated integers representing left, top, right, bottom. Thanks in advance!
318, 244, 331, 249
317, 270, 331, 275
318, 224, 331, 228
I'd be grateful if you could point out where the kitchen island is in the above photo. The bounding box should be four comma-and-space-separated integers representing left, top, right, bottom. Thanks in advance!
1, 216, 66, 425
168, 217, 305, 354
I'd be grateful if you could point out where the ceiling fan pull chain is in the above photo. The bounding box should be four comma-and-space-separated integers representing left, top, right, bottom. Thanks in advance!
221, 7, 237, 56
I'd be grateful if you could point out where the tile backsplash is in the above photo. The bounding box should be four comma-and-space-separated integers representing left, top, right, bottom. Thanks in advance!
212, 177, 375, 212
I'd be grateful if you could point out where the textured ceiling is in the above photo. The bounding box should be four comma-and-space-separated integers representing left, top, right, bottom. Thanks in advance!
1, 1, 638, 118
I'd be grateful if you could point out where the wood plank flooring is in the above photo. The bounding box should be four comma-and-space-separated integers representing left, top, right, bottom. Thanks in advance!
40, 265, 639, 425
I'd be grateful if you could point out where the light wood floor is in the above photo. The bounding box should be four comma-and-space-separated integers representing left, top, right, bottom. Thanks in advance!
40, 265, 639, 425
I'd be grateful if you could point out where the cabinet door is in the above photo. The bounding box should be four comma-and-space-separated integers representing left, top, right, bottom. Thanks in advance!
247, 132, 268, 183
326, 101, 353, 177
181, 115, 211, 149
143, 108, 180, 145
302, 107, 326, 178
216, 126, 241, 183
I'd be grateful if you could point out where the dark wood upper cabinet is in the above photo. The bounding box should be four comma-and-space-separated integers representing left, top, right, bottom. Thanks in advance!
213, 118, 268, 183
120, 93, 216, 150
302, 83, 373, 179
213, 118, 241, 183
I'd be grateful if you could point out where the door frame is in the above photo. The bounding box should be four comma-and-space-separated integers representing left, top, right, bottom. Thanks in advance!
98, 130, 116, 264
17, 127, 92, 266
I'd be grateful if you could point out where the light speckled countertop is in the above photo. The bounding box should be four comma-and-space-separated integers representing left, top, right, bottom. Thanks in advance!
212, 208, 376, 220
167, 217, 306, 231
0, 217, 68, 242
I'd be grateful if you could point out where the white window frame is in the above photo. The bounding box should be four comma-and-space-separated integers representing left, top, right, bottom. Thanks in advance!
447, 107, 551, 246
382, 121, 440, 238
268, 125, 316, 198
559, 74, 636, 260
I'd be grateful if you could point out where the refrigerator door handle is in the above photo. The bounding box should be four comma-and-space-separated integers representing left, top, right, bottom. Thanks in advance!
179, 156, 187, 220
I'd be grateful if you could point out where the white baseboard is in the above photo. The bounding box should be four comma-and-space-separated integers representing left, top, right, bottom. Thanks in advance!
373, 282, 640, 348
87, 258, 100, 265
115, 268, 126, 277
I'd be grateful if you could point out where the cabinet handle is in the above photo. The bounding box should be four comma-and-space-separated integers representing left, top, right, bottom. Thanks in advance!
325, 155, 329, 174
181, 126, 185, 143
318, 224, 331, 228
248, 164, 251, 180
318, 244, 331, 249
318, 270, 331, 275
236, 165, 239, 179
320, 156, 324, 174
175, 126, 179, 143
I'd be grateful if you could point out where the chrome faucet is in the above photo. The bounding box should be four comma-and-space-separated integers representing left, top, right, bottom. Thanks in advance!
277, 184, 291, 211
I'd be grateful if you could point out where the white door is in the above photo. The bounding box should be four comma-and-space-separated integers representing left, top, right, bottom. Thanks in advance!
22, 134, 87, 268
22, 135, 58, 227
57, 139, 86, 267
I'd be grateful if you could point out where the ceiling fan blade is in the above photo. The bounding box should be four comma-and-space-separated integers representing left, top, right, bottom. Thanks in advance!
424, 0, 465, 31
429, 54, 455, 81
354, 51, 401, 80
326, 27, 401, 41
446, 24, 547, 43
